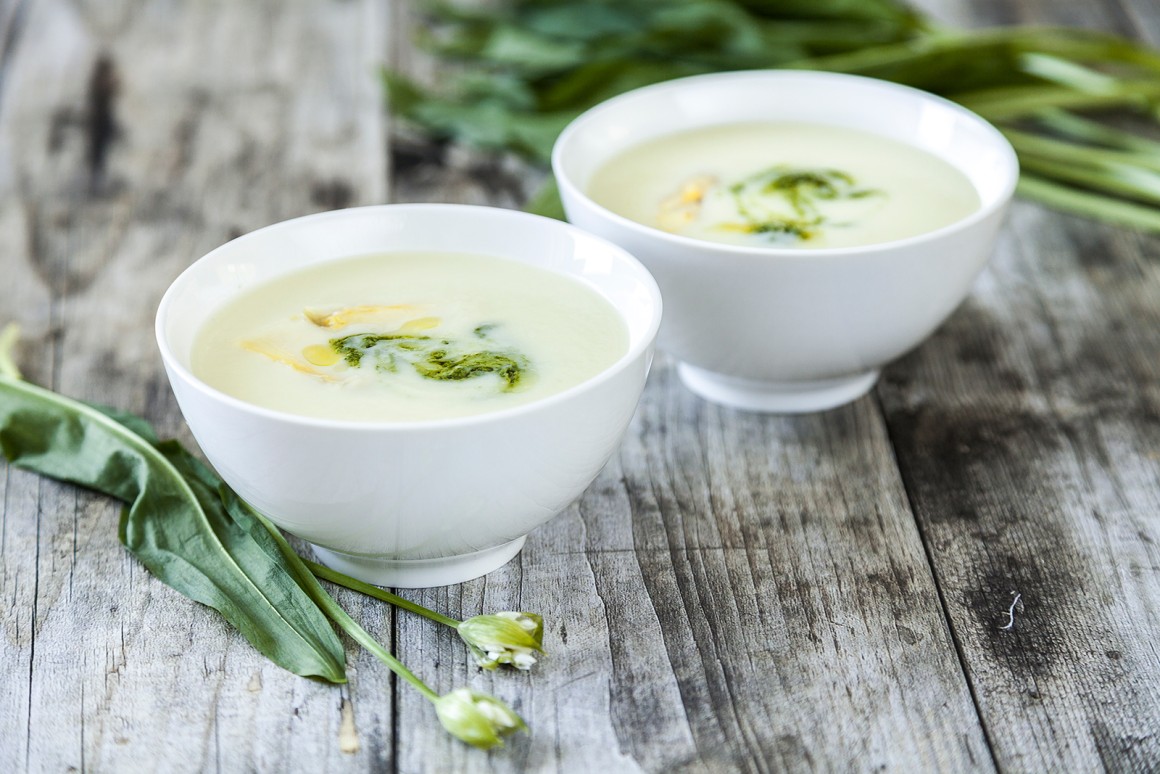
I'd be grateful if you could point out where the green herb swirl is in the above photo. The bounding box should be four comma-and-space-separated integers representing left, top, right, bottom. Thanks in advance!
330, 327, 528, 391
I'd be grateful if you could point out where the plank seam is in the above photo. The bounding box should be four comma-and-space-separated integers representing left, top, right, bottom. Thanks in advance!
389, 596, 399, 774
24, 479, 41, 774
0, 0, 28, 112
874, 392, 1005, 772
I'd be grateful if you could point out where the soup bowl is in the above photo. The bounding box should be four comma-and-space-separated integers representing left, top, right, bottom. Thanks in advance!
553, 70, 1018, 413
156, 205, 661, 587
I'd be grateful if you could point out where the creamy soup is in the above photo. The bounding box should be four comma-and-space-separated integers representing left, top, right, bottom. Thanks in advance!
191, 251, 629, 422
586, 122, 981, 249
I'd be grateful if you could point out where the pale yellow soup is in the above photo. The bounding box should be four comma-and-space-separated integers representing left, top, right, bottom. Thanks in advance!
191, 252, 629, 422
586, 122, 981, 249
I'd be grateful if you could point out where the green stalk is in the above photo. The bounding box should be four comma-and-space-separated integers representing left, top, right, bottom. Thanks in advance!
0, 324, 20, 379
523, 177, 566, 220
305, 559, 462, 629
1017, 52, 1118, 93
251, 512, 440, 701
958, 81, 1160, 120
307, 558, 546, 674
1018, 154, 1160, 206
786, 28, 973, 73
1002, 127, 1160, 172
1016, 174, 1160, 232
1035, 108, 1160, 154
790, 26, 1160, 77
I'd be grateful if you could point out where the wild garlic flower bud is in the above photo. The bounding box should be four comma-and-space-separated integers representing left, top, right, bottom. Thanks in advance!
434, 688, 526, 749
457, 612, 544, 671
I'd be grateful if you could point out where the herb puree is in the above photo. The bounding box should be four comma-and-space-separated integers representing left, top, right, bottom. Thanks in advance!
586, 122, 980, 249
191, 251, 629, 422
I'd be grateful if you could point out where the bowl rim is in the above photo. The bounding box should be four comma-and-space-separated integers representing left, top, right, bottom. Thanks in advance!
155, 203, 663, 432
551, 69, 1020, 259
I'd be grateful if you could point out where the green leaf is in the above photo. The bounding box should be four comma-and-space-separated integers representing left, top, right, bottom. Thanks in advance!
795, 27, 1160, 89
537, 58, 709, 112
519, 4, 640, 41
956, 80, 1160, 121
226, 494, 443, 703
1019, 154, 1160, 207
524, 177, 565, 220
385, 2, 1160, 234
480, 24, 588, 71
1002, 127, 1160, 173
1016, 174, 1160, 232
1034, 108, 1160, 155
0, 375, 347, 682
86, 402, 161, 444
382, 70, 427, 116
1017, 52, 1119, 94
741, 0, 923, 25
386, 72, 574, 162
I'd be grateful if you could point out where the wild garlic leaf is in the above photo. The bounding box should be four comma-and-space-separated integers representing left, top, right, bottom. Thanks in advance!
87, 402, 161, 443
1016, 174, 1160, 232
0, 375, 347, 683
524, 178, 566, 220
387, 1, 1160, 232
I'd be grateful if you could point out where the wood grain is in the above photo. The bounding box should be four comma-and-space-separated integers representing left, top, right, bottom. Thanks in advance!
889, 1, 1160, 770
382, 3, 988, 769
879, 204, 1160, 770
2, 0, 1160, 771
0, 0, 392, 771
387, 364, 994, 773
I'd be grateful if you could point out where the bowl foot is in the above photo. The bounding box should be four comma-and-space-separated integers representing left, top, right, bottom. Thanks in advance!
677, 363, 879, 414
310, 536, 527, 588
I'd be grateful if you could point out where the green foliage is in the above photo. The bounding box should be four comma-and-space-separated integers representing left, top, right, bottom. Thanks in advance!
387, 0, 924, 164
0, 373, 348, 682
0, 324, 533, 747
386, 1, 1160, 232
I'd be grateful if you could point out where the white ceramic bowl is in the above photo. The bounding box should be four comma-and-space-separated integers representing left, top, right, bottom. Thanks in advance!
156, 205, 661, 587
554, 70, 1018, 413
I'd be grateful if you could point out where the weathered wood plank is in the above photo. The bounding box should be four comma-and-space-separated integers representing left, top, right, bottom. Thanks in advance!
881, 1, 1160, 770
4, 0, 1160, 771
389, 362, 995, 772
880, 192, 1160, 774
0, 0, 391, 771
384, 7, 993, 765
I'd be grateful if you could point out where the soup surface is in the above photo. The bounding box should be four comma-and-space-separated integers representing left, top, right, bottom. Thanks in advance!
192, 251, 629, 421
586, 122, 981, 249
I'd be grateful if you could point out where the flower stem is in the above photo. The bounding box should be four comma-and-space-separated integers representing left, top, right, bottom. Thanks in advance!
249, 511, 440, 701
324, 603, 440, 702
0, 323, 22, 380
305, 559, 463, 629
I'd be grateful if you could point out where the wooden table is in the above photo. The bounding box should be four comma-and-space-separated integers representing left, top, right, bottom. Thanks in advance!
2, 0, 1159, 771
